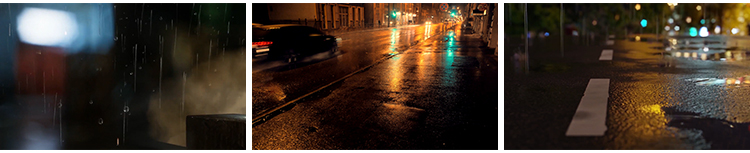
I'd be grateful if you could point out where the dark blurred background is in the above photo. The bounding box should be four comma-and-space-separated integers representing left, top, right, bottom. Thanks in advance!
0, 3, 246, 149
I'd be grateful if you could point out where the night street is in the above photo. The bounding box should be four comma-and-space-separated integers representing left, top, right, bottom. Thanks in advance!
506, 33, 750, 150
252, 23, 497, 149
251, 3, 499, 150
502, 3, 750, 150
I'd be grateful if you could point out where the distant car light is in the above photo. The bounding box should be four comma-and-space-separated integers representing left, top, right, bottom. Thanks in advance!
715, 26, 721, 34
17, 7, 78, 47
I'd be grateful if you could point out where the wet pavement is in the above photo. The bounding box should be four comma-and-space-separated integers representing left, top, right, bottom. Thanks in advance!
251, 22, 457, 118
252, 23, 498, 149
505, 32, 750, 149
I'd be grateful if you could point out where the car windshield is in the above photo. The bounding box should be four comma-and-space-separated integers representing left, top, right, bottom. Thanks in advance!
252, 27, 270, 41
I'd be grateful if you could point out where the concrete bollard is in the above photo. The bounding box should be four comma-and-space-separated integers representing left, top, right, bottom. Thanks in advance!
186, 114, 246, 150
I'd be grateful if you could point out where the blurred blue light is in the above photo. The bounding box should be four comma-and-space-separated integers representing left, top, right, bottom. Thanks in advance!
17, 8, 78, 48
544, 32, 549, 37
15, 4, 115, 54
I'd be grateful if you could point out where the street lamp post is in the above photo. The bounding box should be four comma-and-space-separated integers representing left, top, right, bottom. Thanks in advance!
560, 3, 564, 58
636, 4, 641, 35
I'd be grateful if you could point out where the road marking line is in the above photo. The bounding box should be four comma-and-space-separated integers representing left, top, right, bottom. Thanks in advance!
599, 49, 613, 60
606, 40, 614, 45
566, 78, 610, 136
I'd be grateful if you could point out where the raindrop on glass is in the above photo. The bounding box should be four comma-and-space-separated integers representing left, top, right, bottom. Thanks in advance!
89, 100, 93, 104
98, 118, 104, 125
129, 72, 133, 75
193, 12, 197, 15
159, 16, 163, 20
138, 66, 142, 70
123, 106, 130, 112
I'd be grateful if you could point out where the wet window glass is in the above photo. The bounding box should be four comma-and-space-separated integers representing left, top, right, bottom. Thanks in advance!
0, 3, 246, 149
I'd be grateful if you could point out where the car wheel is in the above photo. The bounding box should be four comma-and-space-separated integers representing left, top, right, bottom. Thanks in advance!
284, 49, 298, 63
330, 43, 339, 55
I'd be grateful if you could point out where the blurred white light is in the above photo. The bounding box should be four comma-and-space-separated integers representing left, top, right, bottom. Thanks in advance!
732, 28, 739, 34
572, 30, 578, 36
17, 7, 78, 47
687, 17, 692, 23
665, 26, 670, 31
715, 26, 721, 34
700, 27, 709, 37
675, 26, 680, 31
703, 47, 709, 52
668, 18, 674, 24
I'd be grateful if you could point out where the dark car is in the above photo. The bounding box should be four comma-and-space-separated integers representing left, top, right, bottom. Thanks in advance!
252, 24, 339, 63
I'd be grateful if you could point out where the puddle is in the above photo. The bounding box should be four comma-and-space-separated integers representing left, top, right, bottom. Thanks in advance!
662, 106, 750, 149
684, 76, 750, 88
667, 50, 750, 61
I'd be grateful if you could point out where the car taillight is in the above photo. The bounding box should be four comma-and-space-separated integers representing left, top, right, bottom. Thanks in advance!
252, 41, 273, 47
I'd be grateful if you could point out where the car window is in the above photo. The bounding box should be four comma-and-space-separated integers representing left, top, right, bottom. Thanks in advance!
252, 28, 269, 41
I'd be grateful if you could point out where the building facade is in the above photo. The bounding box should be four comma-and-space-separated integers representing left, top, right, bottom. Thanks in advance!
262, 3, 364, 30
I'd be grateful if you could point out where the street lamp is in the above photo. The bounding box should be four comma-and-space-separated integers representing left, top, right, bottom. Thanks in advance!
635, 4, 641, 11
696, 5, 701, 11
687, 17, 692, 23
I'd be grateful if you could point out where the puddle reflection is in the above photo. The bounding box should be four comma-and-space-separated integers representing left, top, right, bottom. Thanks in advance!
685, 75, 750, 87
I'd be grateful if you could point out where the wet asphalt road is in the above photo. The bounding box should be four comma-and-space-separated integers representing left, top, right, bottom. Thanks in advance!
252, 22, 456, 118
252, 23, 498, 149
506, 33, 750, 149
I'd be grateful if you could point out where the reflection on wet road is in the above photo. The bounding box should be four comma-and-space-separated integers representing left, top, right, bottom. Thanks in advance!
252, 23, 498, 149
251, 23, 455, 118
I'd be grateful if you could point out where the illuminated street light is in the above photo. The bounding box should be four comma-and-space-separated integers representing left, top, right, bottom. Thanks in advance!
732, 28, 739, 34
675, 26, 680, 31
668, 18, 674, 24
696, 5, 701, 11
686, 17, 692, 23
592, 20, 597, 26
665, 26, 670, 31
635, 4, 641, 11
